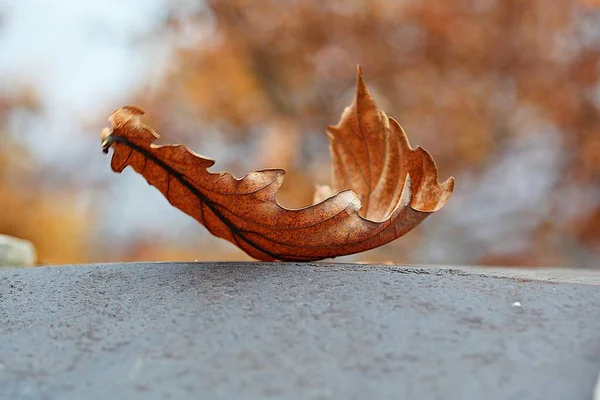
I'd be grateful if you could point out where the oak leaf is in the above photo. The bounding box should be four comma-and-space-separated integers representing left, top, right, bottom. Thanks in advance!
101, 67, 454, 261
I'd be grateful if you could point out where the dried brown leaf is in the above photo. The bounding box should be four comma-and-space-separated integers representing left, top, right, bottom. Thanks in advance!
101, 67, 454, 261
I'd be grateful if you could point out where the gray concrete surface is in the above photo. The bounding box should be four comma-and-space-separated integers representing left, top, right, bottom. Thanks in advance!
1, 262, 600, 400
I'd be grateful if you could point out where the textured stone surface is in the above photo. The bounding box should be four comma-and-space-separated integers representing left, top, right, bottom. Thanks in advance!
1, 262, 599, 400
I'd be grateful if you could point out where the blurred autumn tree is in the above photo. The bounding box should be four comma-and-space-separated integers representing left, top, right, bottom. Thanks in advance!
1, 0, 599, 266
0, 92, 94, 264
136, 0, 600, 266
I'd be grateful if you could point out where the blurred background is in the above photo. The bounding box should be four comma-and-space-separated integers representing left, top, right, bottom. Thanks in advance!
1, 0, 599, 267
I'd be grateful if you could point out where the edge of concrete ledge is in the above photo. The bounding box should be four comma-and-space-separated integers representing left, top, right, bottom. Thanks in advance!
3, 261, 599, 286
405, 264, 600, 286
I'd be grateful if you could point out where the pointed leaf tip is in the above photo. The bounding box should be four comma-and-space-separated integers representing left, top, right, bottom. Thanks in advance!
356, 65, 366, 91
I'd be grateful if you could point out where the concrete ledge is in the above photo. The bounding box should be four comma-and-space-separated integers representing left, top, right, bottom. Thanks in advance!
1, 262, 600, 400
408, 264, 600, 286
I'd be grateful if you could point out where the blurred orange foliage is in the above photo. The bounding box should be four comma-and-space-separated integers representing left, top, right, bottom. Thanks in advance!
2, 0, 599, 266
0, 95, 94, 264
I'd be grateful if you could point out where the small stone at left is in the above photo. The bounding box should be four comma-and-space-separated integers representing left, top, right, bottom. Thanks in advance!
0, 234, 37, 267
